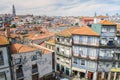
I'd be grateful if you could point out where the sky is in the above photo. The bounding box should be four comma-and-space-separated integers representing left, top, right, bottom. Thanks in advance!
0, 0, 120, 16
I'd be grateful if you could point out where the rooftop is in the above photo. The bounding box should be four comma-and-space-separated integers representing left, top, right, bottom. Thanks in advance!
99, 20, 116, 25
27, 32, 54, 40
56, 27, 79, 37
10, 43, 37, 54
96, 15, 108, 18
72, 26, 99, 36
0, 35, 9, 45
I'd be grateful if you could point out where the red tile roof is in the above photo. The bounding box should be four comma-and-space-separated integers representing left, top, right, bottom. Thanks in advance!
99, 20, 116, 25
10, 43, 37, 54
72, 26, 99, 36
27, 32, 54, 40
56, 27, 79, 37
0, 35, 9, 45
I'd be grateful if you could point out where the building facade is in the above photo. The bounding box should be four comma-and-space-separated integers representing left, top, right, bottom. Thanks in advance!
55, 27, 78, 77
0, 36, 11, 80
10, 43, 53, 80
92, 20, 118, 80
72, 26, 99, 80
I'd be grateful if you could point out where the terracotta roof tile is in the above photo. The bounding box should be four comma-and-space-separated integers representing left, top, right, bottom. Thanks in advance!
10, 43, 37, 54
56, 27, 79, 37
96, 15, 108, 18
72, 26, 99, 36
10, 33, 18, 38
27, 32, 54, 40
47, 37, 55, 44
0, 35, 9, 45
99, 20, 116, 25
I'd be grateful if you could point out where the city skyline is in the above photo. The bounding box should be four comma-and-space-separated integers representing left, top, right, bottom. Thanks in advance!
0, 0, 120, 16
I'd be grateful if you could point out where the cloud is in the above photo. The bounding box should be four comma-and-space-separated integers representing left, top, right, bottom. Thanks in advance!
0, 0, 120, 16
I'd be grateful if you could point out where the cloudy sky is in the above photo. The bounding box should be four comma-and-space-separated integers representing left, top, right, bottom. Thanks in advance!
0, 0, 120, 16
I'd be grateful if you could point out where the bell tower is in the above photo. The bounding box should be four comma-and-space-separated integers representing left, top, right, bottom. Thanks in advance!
12, 4, 16, 17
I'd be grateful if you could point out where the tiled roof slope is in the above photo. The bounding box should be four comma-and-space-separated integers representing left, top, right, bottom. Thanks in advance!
0, 35, 9, 45
99, 20, 116, 25
72, 26, 99, 36
56, 27, 79, 37
10, 43, 37, 54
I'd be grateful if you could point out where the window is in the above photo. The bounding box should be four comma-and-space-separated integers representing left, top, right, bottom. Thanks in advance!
81, 59, 85, 65
15, 58, 21, 64
112, 62, 116, 67
118, 63, 120, 68
16, 65, 24, 78
102, 27, 107, 32
31, 55, 37, 61
66, 38, 70, 43
57, 47, 60, 52
73, 58, 77, 64
83, 36, 87, 43
79, 36, 82, 43
32, 64, 38, 73
88, 36, 91, 44
61, 38, 64, 42
109, 28, 115, 32
61, 47, 64, 54
0, 51, 4, 65
0, 72, 6, 80
79, 48, 83, 55
57, 57, 60, 60
106, 64, 109, 67
74, 36, 79, 43
56, 37, 60, 42
66, 48, 70, 56
101, 38, 107, 45
88, 61, 94, 68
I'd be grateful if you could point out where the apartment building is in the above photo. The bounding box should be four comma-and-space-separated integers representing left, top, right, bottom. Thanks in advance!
55, 27, 79, 76
72, 26, 99, 80
10, 43, 54, 80
92, 20, 118, 80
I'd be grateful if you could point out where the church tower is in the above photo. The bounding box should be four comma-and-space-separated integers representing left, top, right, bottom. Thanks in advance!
12, 4, 16, 17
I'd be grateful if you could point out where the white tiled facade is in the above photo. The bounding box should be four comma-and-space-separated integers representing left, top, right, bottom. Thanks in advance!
0, 47, 11, 80
12, 50, 53, 80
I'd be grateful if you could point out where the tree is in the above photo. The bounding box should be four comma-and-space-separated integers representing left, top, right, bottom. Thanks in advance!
75, 23, 79, 26
10, 24, 16, 28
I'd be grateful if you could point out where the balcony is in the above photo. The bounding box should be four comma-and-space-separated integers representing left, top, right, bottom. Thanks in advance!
56, 41, 72, 47
73, 41, 99, 47
100, 40, 120, 47
98, 56, 113, 61
56, 51, 71, 58
114, 49, 120, 53
16, 72, 24, 79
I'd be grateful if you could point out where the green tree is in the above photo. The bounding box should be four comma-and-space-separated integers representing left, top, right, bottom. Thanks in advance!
75, 23, 79, 26
10, 24, 16, 28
